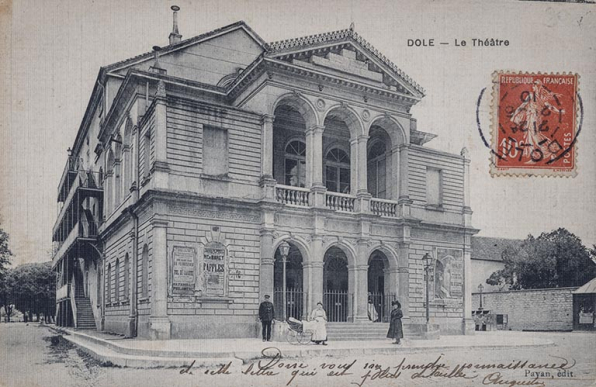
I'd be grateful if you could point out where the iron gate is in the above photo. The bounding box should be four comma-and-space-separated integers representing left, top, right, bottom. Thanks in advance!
273, 288, 304, 320
323, 289, 351, 322
368, 292, 396, 322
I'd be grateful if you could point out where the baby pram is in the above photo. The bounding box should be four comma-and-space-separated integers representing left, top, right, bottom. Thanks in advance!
286, 317, 314, 345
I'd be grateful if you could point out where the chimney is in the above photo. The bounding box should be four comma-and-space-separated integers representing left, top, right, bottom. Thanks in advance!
169, 5, 182, 45
149, 46, 167, 75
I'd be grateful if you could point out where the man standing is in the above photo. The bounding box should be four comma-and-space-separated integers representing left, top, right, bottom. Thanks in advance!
258, 294, 275, 342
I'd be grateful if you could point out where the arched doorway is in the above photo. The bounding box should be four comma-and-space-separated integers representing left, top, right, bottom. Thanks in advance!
274, 242, 304, 320
323, 247, 349, 322
368, 251, 394, 322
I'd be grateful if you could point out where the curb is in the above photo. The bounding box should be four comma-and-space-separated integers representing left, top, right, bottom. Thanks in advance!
46, 326, 555, 369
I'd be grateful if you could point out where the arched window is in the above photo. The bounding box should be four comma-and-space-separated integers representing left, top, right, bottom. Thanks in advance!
325, 148, 350, 193
124, 254, 130, 301
106, 263, 111, 304
367, 140, 387, 198
284, 140, 306, 187
141, 245, 149, 298
115, 259, 120, 302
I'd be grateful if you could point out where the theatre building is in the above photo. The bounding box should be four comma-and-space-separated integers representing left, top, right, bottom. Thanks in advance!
52, 12, 477, 339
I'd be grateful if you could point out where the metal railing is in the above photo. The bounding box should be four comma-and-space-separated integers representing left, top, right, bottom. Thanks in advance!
323, 289, 351, 322
275, 185, 310, 207
273, 288, 305, 320
370, 198, 398, 217
368, 292, 397, 322
325, 192, 356, 212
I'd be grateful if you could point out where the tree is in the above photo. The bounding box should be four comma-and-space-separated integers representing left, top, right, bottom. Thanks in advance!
487, 228, 596, 290
10, 262, 56, 323
0, 227, 13, 322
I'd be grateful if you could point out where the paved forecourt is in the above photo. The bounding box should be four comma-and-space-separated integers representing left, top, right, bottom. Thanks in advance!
52, 326, 554, 369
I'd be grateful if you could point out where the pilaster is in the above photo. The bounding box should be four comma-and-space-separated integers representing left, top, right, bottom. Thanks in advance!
152, 80, 170, 190
259, 229, 275, 300
148, 217, 170, 339
126, 230, 138, 338
397, 242, 410, 319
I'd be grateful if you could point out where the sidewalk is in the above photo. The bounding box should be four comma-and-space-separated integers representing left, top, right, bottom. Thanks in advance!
48, 326, 554, 369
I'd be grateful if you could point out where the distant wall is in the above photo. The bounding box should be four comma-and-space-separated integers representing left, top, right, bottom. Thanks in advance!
472, 287, 577, 331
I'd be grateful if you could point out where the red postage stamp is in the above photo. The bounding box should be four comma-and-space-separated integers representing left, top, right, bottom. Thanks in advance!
491, 72, 579, 177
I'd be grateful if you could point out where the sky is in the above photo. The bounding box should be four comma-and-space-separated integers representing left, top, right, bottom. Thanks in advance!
0, 0, 595, 266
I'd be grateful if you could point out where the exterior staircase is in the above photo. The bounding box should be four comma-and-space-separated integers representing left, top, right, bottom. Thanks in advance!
74, 287, 97, 330
326, 322, 421, 341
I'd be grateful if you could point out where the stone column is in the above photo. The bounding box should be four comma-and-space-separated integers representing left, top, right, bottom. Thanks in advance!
259, 229, 275, 300
357, 135, 369, 194
349, 138, 358, 195
390, 145, 400, 200
397, 243, 410, 320
307, 125, 326, 207
309, 236, 325, 309
398, 144, 411, 217
261, 115, 275, 178
148, 218, 170, 339
356, 135, 371, 213
260, 115, 277, 201
354, 264, 369, 322
152, 80, 170, 189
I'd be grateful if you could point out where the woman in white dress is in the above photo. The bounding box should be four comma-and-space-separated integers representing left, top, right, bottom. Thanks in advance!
310, 302, 328, 345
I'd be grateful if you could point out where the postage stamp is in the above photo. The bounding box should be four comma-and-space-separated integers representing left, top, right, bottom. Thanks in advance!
490, 71, 579, 177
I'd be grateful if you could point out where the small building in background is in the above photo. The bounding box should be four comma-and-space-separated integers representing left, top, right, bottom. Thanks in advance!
470, 236, 522, 292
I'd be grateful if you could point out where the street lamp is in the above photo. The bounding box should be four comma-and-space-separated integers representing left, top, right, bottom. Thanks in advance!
478, 284, 484, 311
422, 253, 433, 325
279, 241, 291, 321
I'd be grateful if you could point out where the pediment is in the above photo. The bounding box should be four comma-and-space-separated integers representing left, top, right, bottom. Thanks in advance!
267, 33, 424, 99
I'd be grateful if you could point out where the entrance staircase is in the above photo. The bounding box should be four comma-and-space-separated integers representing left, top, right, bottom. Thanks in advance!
74, 286, 97, 330
327, 322, 421, 341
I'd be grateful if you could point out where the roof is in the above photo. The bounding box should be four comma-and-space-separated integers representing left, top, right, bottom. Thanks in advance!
103, 22, 424, 96
267, 26, 425, 96
103, 21, 269, 74
471, 236, 524, 262
574, 277, 596, 294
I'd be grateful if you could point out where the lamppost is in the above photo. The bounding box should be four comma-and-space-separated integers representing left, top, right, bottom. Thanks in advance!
279, 241, 290, 321
422, 253, 433, 325
478, 284, 484, 311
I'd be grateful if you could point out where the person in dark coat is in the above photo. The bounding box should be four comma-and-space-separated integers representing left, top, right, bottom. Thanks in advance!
258, 295, 275, 341
386, 300, 404, 344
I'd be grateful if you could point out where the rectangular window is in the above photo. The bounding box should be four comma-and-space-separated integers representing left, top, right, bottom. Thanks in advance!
426, 167, 442, 205
203, 126, 228, 176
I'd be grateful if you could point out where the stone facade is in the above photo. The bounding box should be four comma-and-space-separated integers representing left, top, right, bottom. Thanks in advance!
472, 288, 577, 331
52, 20, 477, 339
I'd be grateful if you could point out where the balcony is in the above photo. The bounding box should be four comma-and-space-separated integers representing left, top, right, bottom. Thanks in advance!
52, 218, 100, 267
273, 185, 399, 217
56, 283, 71, 301
53, 170, 103, 238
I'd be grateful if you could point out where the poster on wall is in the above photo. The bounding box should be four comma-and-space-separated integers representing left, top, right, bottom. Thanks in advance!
202, 242, 227, 297
171, 246, 197, 295
434, 248, 464, 300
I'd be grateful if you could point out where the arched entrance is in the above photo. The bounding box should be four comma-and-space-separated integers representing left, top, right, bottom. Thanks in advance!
323, 247, 349, 322
368, 251, 394, 322
274, 242, 304, 320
